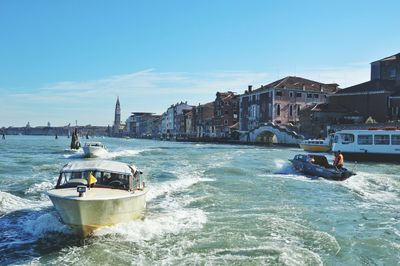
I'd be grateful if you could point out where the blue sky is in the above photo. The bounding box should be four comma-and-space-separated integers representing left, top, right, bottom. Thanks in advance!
1, 0, 399, 126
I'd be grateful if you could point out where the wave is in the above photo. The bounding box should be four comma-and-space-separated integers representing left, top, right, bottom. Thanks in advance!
22, 212, 71, 236
94, 207, 206, 242
63, 149, 85, 159
0, 191, 49, 215
94, 164, 210, 240
101, 149, 149, 159
340, 171, 400, 207
25, 180, 55, 200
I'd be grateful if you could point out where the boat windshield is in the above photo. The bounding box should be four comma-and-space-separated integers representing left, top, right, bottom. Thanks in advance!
309, 155, 330, 168
86, 142, 104, 148
57, 171, 131, 190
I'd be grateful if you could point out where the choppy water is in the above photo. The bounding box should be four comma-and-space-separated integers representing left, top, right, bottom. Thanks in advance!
0, 136, 399, 265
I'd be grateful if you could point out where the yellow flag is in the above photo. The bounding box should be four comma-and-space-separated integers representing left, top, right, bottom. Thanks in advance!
89, 173, 97, 186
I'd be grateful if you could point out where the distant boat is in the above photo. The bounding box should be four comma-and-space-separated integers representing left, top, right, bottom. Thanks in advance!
332, 129, 400, 161
299, 136, 332, 152
290, 154, 355, 181
47, 160, 148, 237
83, 142, 108, 158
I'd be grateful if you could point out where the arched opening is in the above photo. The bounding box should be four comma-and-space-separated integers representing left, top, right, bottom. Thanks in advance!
255, 130, 278, 144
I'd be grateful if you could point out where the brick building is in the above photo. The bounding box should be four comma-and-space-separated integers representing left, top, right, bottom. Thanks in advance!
239, 76, 338, 131
299, 103, 363, 138
329, 53, 400, 122
191, 102, 214, 137
213, 91, 239, 138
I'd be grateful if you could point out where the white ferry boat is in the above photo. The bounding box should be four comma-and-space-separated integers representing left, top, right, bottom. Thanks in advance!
332, 128, 400, 161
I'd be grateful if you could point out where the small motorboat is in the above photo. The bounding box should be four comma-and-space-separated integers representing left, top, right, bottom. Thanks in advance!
47, 160, 148, 237
83, 142, 107, 158
289, 154, 355, 181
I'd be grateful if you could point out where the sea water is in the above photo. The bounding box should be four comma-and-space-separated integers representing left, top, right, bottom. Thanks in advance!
0, 136, 399, 265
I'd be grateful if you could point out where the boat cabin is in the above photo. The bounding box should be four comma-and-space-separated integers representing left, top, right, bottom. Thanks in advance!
293, 154, 331, 168
55, 160, 142, 191
332, 129, 400, 155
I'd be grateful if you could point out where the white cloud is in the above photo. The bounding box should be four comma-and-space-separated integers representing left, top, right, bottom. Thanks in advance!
1, 65, 370, 126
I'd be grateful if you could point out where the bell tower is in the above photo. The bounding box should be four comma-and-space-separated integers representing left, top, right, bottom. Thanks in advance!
113, 97, 121, 135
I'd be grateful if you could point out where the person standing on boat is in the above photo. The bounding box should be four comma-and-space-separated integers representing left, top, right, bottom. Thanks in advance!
333, 151, 344, 169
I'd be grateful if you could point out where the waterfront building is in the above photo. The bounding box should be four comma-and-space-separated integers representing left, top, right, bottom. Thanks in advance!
182, 109, 192, 138
151, 115, 162, 138
239, 76, 338, 132
191, 102, 214, 138
160, 112, 167, 138
299, 103, 363, 138
213, 91, 239, 138
163, 102, 193, 138
329, 53, 400, 122
125, 112, 159, 138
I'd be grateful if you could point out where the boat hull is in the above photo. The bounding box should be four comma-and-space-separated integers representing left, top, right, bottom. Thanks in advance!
340, 152, 400, 162
299, 143, 331, 152
47, 188, 148, 236
290, 159, 354, 181
83, 146, 107, 158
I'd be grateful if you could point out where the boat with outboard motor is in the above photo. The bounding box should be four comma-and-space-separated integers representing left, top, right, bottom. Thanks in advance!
83, 141, 107, 158
332, 128, 400, 162
290, 154, 355, 181
47, 160, 148, 237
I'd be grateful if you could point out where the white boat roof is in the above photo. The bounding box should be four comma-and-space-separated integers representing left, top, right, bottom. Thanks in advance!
61, 160, 136, 174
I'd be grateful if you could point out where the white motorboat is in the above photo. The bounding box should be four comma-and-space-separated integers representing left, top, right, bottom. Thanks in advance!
332, 128, 400, 161
47, 160, 148, 237
83, 142, 107, 158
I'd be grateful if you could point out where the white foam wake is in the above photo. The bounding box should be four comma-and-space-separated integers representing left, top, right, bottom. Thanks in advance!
22, 212, 71, 236
94, 165, 210, 240
99, 149, 148, 159
0, 191, 49, 214
341, 171, 400, 206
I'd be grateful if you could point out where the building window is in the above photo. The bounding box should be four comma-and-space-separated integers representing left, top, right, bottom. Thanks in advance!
307, 93, 312, 98
297, 105, 301, 113
313, 94, 319, 98
296, 92, 302, 98
358, 135, 373, 145
390, 68, 396, 78
276, 90, 282, 97
391, 135, 400, 145
289, 105, 293, 116
289, 92, 293, 98
276, 104, 281, 116
224, 120, 228, 125
374, 134, 390, 145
